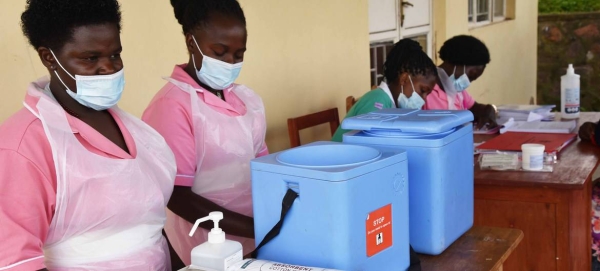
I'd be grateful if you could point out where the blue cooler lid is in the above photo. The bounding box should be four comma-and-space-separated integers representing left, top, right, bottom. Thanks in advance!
251, 141, 407, 182
341, 109, 474, 136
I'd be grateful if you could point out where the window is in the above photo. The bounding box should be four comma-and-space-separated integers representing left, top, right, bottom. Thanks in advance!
369, 38, 427, 87
468, 0, 505, 27
370, 42, 394, 87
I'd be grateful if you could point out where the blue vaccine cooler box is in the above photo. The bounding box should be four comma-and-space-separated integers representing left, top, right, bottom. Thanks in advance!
342, 109, 474, 255
251, 141, 409, 271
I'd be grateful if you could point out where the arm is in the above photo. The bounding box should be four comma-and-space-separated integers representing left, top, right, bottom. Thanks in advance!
463, 89, 497, 130
0, 150, 53, 271
469, 102, 498, 129
142, 97, 254, 238
460, 90, 497, 129
168, 186, 254, 238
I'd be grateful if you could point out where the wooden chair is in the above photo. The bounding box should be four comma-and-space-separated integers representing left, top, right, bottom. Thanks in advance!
287, 108, 340, 148
346, 96, 357, 113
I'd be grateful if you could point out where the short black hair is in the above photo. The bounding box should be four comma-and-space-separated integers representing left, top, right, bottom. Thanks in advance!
383, 38, 438, 83
20, 0, 122, 51
439, 35, 490, 66
171, 0, 246, 34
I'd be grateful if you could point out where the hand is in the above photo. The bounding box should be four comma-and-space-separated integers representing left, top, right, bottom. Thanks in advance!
474, 104, 498, 130
579, 122, 596, 142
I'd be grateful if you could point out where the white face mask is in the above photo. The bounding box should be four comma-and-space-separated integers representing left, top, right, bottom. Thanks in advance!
449, 65, 470, 92
397, 75, 425, 109
192, 36, 243, 90
50, 50, 125, 111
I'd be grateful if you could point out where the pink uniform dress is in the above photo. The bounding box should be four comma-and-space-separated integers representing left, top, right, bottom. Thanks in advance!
143, 65, 268, 265
0, 78, 176, 270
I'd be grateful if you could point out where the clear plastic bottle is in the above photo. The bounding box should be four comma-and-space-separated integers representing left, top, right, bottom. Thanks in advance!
560, 64, 580, 119
188, 212, 243, 271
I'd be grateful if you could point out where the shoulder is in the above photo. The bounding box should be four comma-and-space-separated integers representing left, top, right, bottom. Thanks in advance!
143, 82, 193, 122
424, 84, 447, 110
231, 84, 265, 110
0, 107, 55, 187
461, 89, 474, 98
149, 82, 191, 108
231, 84, 262, 100
347, 89, 393, 117
0, 108, 48, 154
430, 84, 445, 97
358, 88, 394, 107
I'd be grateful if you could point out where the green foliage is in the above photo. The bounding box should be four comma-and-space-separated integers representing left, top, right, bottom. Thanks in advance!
539, 0, 600, 14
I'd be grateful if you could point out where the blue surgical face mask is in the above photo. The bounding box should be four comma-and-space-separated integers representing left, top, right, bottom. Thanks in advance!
398, 75, 425, 109
449, 65, 470, 92
192, 36, 243, 90
50, 50, 124, 111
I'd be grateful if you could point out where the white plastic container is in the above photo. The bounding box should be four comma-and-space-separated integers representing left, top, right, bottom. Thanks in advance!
188, 212, 243, 271
561, 64, 580, 119
521, 144, 545, 171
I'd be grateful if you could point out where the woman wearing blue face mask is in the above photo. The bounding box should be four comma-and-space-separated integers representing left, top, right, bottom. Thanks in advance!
0, 0, 177, 270
332, 39, 438, 142
423, 35, 497, 130
142, 0, 268, 268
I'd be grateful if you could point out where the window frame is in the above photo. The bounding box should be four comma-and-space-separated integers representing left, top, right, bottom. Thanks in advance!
468, 0, 506, 28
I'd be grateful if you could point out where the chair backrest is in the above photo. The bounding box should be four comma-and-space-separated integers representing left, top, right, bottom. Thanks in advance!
346, 96, 357, 113
346, 86, 380, 113
287, 108, 340, 148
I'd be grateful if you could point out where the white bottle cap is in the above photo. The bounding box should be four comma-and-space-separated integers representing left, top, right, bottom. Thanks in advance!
567, 64, 574, 74
189, 211, 226, 244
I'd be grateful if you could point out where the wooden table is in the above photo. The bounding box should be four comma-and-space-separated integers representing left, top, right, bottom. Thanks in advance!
473, 112, 600, 271
420, 226, 523, 271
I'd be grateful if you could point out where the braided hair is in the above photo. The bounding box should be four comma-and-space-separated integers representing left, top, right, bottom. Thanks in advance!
383, 38, 437, 83
439, 35, 490, 66
170, 0, 246, 33
21, 0, 121, 51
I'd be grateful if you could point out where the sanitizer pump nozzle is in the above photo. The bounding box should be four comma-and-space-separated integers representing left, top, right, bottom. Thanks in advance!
189, 211, 225, 244
188, 212, 243, 271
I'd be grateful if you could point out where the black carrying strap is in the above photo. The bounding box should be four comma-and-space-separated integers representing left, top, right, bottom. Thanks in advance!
249, 188, 422, 270
408, 245, 422, 271
250, 188, 298, 258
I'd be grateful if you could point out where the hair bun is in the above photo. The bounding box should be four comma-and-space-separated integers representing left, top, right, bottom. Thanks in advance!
170, 0, 191, 25
395, 39, 423, 52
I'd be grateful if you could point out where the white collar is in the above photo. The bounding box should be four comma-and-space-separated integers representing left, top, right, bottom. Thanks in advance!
379, 81, 396, 108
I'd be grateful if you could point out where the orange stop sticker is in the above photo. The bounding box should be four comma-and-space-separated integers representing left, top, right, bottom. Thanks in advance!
366, 204, 393, 257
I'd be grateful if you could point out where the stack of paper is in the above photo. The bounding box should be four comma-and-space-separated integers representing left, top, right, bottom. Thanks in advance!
496, 104, 556, 122
499, 119, 576, 134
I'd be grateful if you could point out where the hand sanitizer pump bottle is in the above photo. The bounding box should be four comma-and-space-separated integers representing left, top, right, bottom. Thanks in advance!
188, 212, 243, 271
561, 64, 580, 119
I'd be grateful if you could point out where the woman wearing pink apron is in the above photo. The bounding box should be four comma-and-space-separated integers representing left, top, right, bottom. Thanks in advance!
0, 0, 175, 270
143, 0, 268, 268
422, 35, 497, 130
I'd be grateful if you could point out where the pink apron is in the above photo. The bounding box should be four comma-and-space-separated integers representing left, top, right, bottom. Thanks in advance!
163, 78, 266, 265
24, 81, 176, 270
